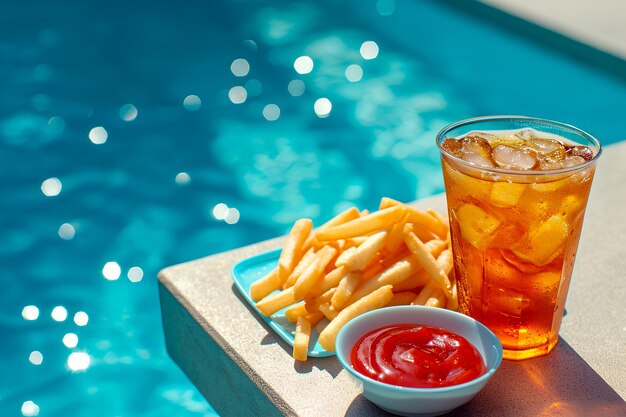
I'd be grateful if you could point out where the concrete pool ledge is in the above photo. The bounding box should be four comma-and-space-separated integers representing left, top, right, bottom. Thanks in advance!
159, 141, 626, 416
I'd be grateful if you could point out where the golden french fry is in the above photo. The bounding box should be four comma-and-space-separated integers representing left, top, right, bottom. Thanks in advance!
284, 301, 307, 323
315, 205, 406, 241
335, 246, 358, 267
304, 287, 336, 314
293, 317, 312, 361
412, 281, 437, 305
256, 287, 296, 317
425, 287, 447, 308
318, 303, 339, 321
387, 291, 419, 307
342, 231, 387, 271
344, 257, 420, 307
391, 269, 430, 292
345, 236, 369, 247
250, 267, 280, 302
310, 266, 348, 298
384, 212, 409, 254
331, 272, 361, 310
305, 311, 325, 326
446, 278, 458, 311
294, 246, 337, 299
303, 207, 360, 248
425, 239, 448, 258
437, 248, 454, 276
381, 197, 447, 239
426, 208, 450, 239
279, 218, 313, 284
283, 247, 316, 289
403, 225, 452, 297
318, 285, 394, 352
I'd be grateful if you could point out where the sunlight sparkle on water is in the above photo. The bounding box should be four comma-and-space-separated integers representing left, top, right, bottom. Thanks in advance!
29, 351, 43, 365
119, 104, 138, 121
228, 86, 247, 104
345, 64, 363, 82
231, 58, 250, 77
21, 401, 39, 416
22, 305, 39, 320
102, 262, 121, 281
63, 333, 79, 348
288, 79, 305, 96
263, 104, 280, 121
183, 95, 202, 111
224, 208, 240, 225
51, 306, 68, 322
67, 352, 91, 372
314, 98, 332, 118
88, 126, 108, 144
41, 177, 62, 197
58, 223, 75, 240
294, 56, 314, 74
74, 311, 89, 326
212, 203, 229, 220
175, 172, 191, 185
128, 266, 144, 283
360, 41, 379, 60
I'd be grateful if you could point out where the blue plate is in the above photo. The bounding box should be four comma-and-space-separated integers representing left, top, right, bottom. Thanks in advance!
231, 249, 335, 357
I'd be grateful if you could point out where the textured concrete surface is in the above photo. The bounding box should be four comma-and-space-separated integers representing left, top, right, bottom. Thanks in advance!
159, 142, 626, 416
482, 0, 626, 59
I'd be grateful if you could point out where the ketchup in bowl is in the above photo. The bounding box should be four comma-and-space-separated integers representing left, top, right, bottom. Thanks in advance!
350, 324, 487, 388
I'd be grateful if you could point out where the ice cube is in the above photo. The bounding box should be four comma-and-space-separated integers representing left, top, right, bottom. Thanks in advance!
491, 145, 538, 170
490, 182, 526, 207
567, 145, 594, 161
512, 215, 568, 266
562, 155, 586, 168
460, 151, 496, 168
441, 137, 463, 157
525, 138, 566, 160
539, 159, 565, 170
515, 129, 536, 140
461, 135, 492, 158
456, 204, 501, 250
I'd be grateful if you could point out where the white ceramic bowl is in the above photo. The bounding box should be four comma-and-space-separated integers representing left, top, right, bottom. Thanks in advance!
335, 305, 503, 417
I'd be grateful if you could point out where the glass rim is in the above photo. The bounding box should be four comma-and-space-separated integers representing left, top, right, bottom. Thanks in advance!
436, 115, 602, 176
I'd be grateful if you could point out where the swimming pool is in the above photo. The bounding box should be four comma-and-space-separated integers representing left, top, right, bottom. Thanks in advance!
2, 0, 625, 416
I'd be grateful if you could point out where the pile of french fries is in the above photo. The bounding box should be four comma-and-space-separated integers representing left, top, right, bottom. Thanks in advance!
249, 197, 457, 362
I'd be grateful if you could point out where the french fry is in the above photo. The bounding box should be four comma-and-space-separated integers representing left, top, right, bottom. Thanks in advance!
283, 247, 316, 289
293, 317, 312, 361
305, 311, 325, 326
342, 231, 387, 271
315, 205, 406, 241
309, 266, 348, 298
437, 248, 454, 276
331, 272, 361, 310
294, 246, 337, 299
344, 257, 420, 306
318, 285, 394, 352
250, 267, 280, 302
412, 281, 438, 305
403, 225, 452, 297
384, 212, 409, 254
387, 291, 419, 307
256, 287, 296, 317
381, 197, 447, 239
303, 207, 360, 248
304, 287, 336, 314
335, 246, 358, 267
446, 274, 459, 311
391, 269, 430, 292
425, 287, 447, 308
426, 208, 450, 239
318, 303, 339, 321
279, 219, 313, 284
284, 301, 307, 323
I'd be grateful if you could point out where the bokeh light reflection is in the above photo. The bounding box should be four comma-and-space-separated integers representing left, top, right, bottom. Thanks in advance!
58, 223, 75, 240
67, 352, 91, 372
183, 95, 202, 111
294, 56, 314, 74
228, 86, 247, 104
230, 58, 250, 77
29, 351, 43, 365
314, 98, 332, 118
41, 177, 62, 197
74, 311, 89, 326
263, 104, 280, 121
360, 41, 379, 60
102, 262, 121, 281
62, 333, 78, 348
175, 172, 191, 185
212, 203, 228, 220
128, 266, 144, 283
345, 64, 363, 82
119, 104, 138, 121
51, 306, 68, 322
88, 126, 108, 144
287, 79, 305, 96
21, 401, 39, 416
22, 305, 40, 320
224, 208, 240, 225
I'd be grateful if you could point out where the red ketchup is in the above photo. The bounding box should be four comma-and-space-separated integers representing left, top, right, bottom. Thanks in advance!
350, 324, 487, 388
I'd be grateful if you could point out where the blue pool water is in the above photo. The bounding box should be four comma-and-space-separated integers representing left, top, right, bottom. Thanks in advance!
2, 0, 626, 416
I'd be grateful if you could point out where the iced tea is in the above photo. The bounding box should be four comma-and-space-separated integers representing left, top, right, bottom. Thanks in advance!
437, 118, 601, 360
